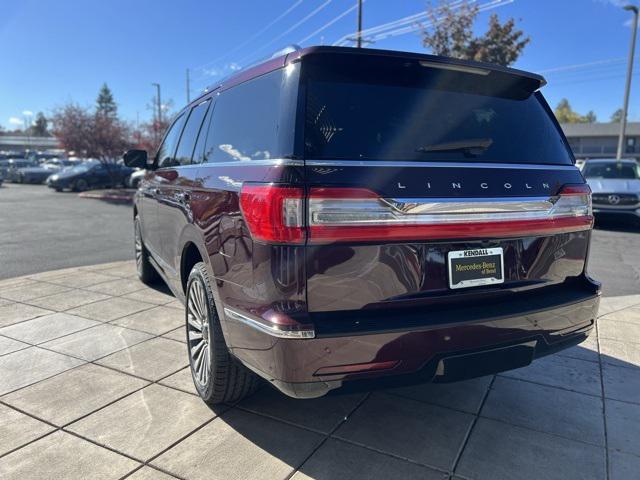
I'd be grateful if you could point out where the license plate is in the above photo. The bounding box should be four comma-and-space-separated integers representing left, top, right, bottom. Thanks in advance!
448, 247, 504, 289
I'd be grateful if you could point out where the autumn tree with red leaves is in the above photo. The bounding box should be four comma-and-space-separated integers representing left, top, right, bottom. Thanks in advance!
52, 84, 133, 185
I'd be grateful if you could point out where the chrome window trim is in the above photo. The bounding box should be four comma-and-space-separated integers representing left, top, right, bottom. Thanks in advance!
168, 159, 304, 169
223, 307, 315, 339
305, 160, 578, 170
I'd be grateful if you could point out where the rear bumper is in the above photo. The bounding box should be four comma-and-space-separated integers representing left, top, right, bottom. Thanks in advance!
227, 278, 601, 399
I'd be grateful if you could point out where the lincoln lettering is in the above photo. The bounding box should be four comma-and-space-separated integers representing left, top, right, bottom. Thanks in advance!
396, 181, 552, 191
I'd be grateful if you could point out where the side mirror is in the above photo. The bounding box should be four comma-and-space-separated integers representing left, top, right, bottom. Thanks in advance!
123, 149, 148, 169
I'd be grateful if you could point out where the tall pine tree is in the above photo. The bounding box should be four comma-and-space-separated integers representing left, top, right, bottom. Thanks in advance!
96, 83, 117, 118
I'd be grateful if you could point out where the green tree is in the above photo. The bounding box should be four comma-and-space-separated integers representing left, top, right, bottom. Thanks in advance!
554, 99, 593, 124
96, 83, 117, 117
584, 111, 597, 123
610, 108, 624, 123
421, 1, 530, 67
32, 112, 49, 136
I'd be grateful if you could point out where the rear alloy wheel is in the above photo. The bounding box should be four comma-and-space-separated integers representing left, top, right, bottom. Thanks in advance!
186, 262, 259, 405
134, 215, 159, 285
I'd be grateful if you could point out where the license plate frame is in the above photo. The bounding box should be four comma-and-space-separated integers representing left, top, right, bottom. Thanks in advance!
448, 247, 504, 290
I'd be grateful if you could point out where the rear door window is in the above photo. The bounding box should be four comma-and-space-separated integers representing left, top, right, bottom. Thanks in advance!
174, 99, 211, 166
157, 113, 187, 169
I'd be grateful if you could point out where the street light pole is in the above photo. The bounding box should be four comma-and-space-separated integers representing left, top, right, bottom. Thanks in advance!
152, 83, 162, 125
616, 5, 638, 161
356, 0, 363, 48
151, 83, 162, 145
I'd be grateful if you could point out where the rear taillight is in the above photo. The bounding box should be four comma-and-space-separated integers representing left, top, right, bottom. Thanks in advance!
239, 184, 305, 244
239, 183, 593, 244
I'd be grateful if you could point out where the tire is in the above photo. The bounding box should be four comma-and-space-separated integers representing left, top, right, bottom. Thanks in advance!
74, 179, 88, 192
134, 215, 159, 285
186, 262, 259, 405
54, 187, 62, 192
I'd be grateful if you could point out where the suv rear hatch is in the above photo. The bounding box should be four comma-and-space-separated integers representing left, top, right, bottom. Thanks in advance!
297, 51, 593, 317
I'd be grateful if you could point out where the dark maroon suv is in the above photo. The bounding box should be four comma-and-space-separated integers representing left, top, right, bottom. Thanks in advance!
124, 46, 600, 405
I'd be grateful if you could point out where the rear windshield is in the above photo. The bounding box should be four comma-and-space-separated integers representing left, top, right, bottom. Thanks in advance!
583, 163, 639, 179
303, 55, 573, 165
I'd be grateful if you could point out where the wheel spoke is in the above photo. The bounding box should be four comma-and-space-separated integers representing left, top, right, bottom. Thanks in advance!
191, 283, 205, 320
188, 330, 203, 341
191, 340, 205, 358
187, 305, 202, 329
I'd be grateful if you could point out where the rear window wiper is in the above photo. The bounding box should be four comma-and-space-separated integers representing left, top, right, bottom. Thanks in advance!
416, 138, 493, 157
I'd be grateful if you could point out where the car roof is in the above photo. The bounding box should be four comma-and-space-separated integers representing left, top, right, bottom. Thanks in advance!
191, 45, 546, 108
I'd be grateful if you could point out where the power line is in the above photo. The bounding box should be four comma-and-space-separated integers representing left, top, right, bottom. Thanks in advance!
332, 0, 470, 46
237, 0, 334, 65
191, 0, 306, 72
297, 1, 363, 45
539, 57, 627, 74
352, 0, 512, 46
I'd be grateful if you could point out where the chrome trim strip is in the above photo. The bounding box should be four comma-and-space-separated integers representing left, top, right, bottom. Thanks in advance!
385, 196, 555, 215
223, 307, 315, 339
159, 159, 304, 170
305, 160, 578, 170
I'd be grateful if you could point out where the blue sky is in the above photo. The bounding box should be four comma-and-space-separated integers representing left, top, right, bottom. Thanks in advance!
1, 0, 638, 130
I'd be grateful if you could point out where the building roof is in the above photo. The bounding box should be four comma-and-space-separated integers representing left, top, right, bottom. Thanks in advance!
560, 122, 640, 138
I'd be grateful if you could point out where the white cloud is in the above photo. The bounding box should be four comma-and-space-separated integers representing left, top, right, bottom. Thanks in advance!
202, 62, 243, 78
22, 110, 33, 116
8, 117, 23, 125
624, 16, 639, 28
595, 0, 630, 7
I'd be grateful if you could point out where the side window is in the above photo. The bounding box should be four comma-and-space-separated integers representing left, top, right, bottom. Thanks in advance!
157, 113, 187, 169
192, 101, 214, 164
203, 69, 284, 162
174, 99, 211, 166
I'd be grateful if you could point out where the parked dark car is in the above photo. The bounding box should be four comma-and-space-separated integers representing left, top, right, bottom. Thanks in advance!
16, 159, 75, 184
47, 160, 134, 191
125, 46, 600, 406
3, 159, 38, 182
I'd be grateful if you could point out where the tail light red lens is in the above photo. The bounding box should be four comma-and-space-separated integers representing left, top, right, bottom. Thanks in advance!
240, 183, 593, 244
239, 185, 305, 244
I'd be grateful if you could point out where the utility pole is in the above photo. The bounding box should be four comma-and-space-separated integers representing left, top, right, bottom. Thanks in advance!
152, 83, 162, 125
356, 0, 363, 48
151, 83, 162, 145
616, 5, 638, 161
186, 68, 191, 103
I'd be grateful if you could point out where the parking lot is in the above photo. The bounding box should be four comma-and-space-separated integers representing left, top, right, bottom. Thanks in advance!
0, 183, 133, 279
0, 184, 639, 479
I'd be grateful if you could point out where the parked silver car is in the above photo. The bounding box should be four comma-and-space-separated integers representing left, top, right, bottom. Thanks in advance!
582, 159, 640, 222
